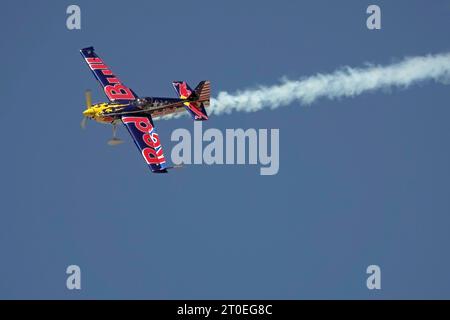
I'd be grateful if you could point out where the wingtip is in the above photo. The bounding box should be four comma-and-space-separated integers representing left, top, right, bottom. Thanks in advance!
80, 46, 94, 52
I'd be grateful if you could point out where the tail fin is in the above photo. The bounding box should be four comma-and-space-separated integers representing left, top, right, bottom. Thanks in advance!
194, 81, 211, 107
172, 81, 210, 121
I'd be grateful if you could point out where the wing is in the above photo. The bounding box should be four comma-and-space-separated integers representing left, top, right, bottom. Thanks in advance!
121, 114, 168, 173
80, 47, 138, 103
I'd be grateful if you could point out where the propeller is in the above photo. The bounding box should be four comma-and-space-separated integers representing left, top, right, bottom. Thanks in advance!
85, 89, 92, 108
107, 124, 124, 146
80, 116, 88, 129
82, 90, 124, 146
81, 90, 92, 129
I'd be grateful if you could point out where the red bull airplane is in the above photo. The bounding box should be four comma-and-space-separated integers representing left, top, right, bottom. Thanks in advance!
80, 46, 210, 173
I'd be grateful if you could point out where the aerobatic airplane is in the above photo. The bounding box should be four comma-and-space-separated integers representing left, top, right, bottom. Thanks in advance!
80, 46, 210, 173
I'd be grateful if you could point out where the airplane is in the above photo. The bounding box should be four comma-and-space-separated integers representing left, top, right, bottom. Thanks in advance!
80, 46, 210, 173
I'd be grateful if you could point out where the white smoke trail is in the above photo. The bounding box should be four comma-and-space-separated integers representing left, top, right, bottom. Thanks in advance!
162, 52, 450, 119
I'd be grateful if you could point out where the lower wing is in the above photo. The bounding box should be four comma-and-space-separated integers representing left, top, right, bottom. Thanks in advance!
121, 114, 168, 173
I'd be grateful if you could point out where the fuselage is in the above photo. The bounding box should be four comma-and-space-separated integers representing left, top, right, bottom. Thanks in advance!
83, 97, 187, 124
82, 102, 128, 123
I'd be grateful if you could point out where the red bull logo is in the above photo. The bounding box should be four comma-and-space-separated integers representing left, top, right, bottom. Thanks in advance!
177, 82, 192, 99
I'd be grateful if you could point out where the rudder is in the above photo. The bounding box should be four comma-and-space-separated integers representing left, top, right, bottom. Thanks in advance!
172, 81, 210, 121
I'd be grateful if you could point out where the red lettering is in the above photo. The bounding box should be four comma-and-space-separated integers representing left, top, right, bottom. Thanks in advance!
107, 77, 120, 84
143, 133, 161, 149
122, 117, 153, 133
86, 57, 103, 64
123, 116, 166, 166
104, 84, 135, 101
90, 63, 108, 70
142, 148, 165, 164
142, 148, 157, 164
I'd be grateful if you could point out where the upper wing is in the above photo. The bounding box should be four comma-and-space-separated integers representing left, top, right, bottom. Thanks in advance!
80, 47, 138, 103
121, 114, 168, 173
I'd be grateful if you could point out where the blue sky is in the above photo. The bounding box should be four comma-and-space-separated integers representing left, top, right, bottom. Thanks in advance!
1, 0, 450, 299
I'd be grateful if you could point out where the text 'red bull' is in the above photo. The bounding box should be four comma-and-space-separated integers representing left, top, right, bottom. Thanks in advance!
122, 116, 166, 165
85, 57, 135, 101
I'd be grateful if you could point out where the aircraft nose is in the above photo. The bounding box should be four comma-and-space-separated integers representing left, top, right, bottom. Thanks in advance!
83, 109, 93, 117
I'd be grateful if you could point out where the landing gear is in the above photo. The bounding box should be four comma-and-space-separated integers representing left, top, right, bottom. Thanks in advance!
107, 123, 124, 146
